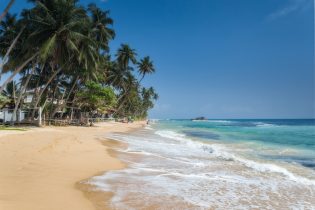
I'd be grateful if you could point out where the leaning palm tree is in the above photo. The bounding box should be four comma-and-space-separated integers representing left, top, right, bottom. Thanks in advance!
0, 13, 17, 78
114, 71, 138, 115
24, 0, 91, 109
0, 13, 18, 58
50, 38, 101, 118
0, 0, 15, 22
0, 0, 158, 121
0, 14, 26, 81
0, 13, 32, 86
11, 62, 36, 124
137, 56, 155, 82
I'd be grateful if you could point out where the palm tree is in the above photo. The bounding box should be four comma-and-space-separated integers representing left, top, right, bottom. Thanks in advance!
116, 44, 137, 70
114, 71, 138, 115
0, 13, 19, 58
138, 56, 155, 82
0, 0, 15, 22
11, 62, 36, 124
0, 13, 28, 83
0, 0, 158, 121
0, 54, 38, 93
0, 10, 40, 93
25, 0, 92, 109
113, 44, 138, 110
0, 13, 17, 78
88, 3, 115, 51
138, 86, 158, 117
0, 19, 24, 80
2, 80, 18, 109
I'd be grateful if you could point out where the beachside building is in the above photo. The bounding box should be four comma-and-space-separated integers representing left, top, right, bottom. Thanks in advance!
23, 89, 65, 105
24, 89, 34, 104
0, 89, 43, 125
0, 108, 26, 123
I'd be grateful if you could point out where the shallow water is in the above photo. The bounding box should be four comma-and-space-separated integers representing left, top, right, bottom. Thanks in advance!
89, 119, 315, 209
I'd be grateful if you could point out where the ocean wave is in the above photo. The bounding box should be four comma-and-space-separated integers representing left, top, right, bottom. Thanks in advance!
120, 147, 206, 166
154, 129, 315, 186
155, 130, 187, 141
207, 120, 233, 123
183, 130, 220, 140
155, 130, 213, 153
90, 128, 315, 209
254, 122, 278, 127
212, 148, 315, 186
144, 125, 154, 130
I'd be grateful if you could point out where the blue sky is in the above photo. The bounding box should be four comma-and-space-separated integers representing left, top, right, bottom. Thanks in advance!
1, 0, 314, 119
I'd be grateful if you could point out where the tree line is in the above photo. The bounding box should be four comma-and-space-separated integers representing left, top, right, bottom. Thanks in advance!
0, 0, 158, 121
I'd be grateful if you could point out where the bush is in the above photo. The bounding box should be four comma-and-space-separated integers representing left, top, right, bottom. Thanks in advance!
77, 81, 117, 113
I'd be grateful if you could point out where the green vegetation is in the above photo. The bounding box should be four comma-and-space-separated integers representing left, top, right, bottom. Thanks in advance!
76, 81, 116, 113
0, 0, 158, 121
0, 125, 26, 131
0, 95, 9, 108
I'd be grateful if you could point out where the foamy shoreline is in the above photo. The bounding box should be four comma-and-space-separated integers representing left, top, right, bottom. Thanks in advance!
88, 122, 315, 209
0, 121, 145, 210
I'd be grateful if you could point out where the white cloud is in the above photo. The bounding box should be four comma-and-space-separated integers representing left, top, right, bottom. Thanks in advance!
266, 0, 311, 21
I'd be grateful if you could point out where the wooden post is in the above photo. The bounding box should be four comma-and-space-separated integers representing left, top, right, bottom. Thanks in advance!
3, 109, 6, 124
19, 109, 22, 122
70, 107, 73, 121
38, 107, 42, 126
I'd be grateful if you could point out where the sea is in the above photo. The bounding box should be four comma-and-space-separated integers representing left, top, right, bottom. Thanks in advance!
88, 119, 315, 209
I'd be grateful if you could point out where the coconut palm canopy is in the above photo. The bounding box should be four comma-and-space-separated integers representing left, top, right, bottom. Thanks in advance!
0, 0, 158, 120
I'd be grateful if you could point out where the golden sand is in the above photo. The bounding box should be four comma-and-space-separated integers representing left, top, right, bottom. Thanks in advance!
0, 122, 145, 210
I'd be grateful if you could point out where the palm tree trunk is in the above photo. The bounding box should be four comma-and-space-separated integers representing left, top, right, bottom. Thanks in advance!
0, 52, 38, 92
59, 76, 79, 119
139, 74, 145, 83
32, 67, 62, 109
28, 64, 44, 108
11, 65, 35, 125
114, 93, 129, 116
66, 76, 79, 103
114, 84, 133, 116
48, 81, 59, 119
0, 27, 25, 81
117, 85, 130, 102
53, 89, 67, 119
0, 0, 15, 22
9, 81, 17, 124
12, 81, 16, 107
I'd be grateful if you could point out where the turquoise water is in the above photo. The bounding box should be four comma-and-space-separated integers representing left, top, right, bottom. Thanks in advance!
155, 119, 315, 170
90, 119, 315, 209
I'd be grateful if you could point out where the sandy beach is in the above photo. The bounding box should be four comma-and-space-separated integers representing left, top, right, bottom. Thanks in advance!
0, 122, 145, 210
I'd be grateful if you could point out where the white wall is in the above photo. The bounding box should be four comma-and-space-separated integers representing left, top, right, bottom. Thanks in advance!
0, 110, 25, 122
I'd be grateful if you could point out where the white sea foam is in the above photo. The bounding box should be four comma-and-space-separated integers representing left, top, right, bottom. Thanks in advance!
89, 128, 315, 209
90, 164, 314, 209
254, 122, 278, 127
155, 130, 187, 141
155, 129, 315, 186
212, 148, 315, 186
144, 125, 154, 130
207, 120, 233, 123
